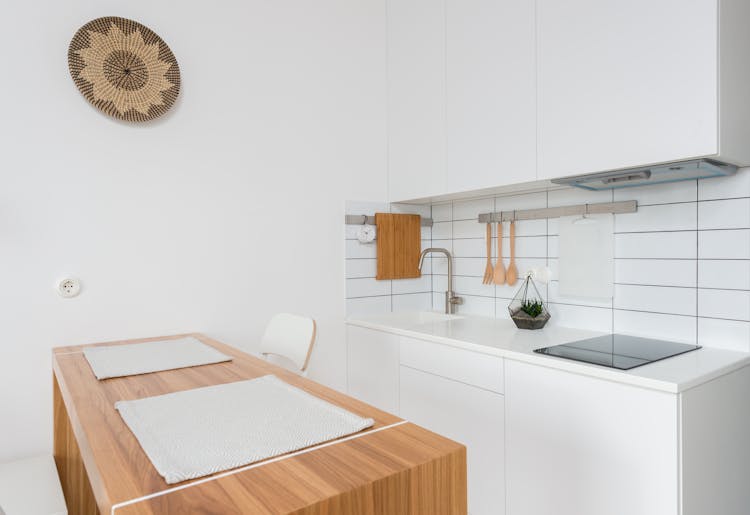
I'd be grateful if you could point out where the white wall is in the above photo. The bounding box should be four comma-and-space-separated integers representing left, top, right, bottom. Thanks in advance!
0, 0, 387, 461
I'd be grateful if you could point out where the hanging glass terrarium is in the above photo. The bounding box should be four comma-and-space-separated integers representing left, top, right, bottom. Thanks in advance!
508, 273, 550, 330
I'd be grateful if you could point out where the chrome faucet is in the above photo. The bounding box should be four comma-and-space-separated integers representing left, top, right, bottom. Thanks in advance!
418, 248, 463, 314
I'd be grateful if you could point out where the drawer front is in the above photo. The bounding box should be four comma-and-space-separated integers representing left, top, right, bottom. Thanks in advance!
399, 335, 503, 393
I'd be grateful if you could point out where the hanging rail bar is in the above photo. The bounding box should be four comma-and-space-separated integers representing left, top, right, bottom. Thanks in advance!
477, 200, 637, 223
345, 214, 434, 227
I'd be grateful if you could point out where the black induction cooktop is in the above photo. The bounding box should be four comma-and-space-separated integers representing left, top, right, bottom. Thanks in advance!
534, 334, 701, 370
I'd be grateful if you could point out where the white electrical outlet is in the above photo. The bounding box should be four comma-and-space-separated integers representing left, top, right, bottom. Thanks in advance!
57, 277, 81, 298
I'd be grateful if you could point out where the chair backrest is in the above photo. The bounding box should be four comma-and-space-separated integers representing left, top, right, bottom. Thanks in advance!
259, 313, 316, 374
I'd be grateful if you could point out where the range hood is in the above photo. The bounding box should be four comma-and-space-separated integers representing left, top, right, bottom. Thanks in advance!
551, 159, 737, 191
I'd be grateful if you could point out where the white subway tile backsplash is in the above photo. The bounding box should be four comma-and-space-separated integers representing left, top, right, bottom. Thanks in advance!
698, 170, 750, 201
453, 197, 493, 220
433, 274, 448, 292
432, 292, 445, 311
507, 219, 547, 237
548, 237, 559, 258
697, 317, 750, 352
453, 275, 495, 298
346, 277, 390, 298
548, 281, 612, 309
432, 221, 453, 239
453, 238, 489, 258
453, 219, 485, 239
546, 303, 612, 332
345, 258, 377, 279
613, 310, 696, 344
432, 255, 450, 276
345, 239, 377, 259
347, 173, 750, 345
392, 292, 433, 312
614, 284, 696, 316
614, 180, 696, 206
431, 239, 454, 253
495, 259, 548, 299
417, 258, 433, 275
345, 224, 366, 239
698, 230, 750, 259
615, 259, 697, 288
502, 236, 547, 258
392, 275, 432, 295
698, 289, 750, 321
432, 203, 452, 222
452, 257, 486, 277
615, 232, 697, 259
457, 295, 496, 317
698, 198, 750, 230
698, 260, 750, 290
615, 203, 697, 233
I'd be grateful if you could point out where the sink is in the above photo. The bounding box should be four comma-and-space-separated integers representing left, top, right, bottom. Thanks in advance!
378, 311, 464, 325
349, 311, 465, 328
413, 311, 464, 323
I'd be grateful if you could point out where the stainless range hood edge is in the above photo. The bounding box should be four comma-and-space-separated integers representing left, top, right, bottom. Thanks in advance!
551, 159, 738, 191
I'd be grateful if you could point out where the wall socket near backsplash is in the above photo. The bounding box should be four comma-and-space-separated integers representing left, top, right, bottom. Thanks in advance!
345, 171, 750, 352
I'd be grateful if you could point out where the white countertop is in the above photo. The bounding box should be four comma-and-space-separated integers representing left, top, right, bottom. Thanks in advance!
347, 312, 750, 393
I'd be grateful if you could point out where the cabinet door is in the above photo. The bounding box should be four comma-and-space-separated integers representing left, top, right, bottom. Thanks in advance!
346, 326, 400, 414
400, 366, 504, 515
387, 0, 447, 202
505, 360, 678, 515
537, 0, 718, 180
446, 0, 536, 192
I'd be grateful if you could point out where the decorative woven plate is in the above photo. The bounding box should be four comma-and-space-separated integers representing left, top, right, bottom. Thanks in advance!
68, 17, 180, 122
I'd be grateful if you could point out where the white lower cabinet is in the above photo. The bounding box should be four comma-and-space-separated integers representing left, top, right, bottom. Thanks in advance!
346, 325, 400, 414
505, 359, 678, 515
400, 366, 504, 515
346, 324, 750, 515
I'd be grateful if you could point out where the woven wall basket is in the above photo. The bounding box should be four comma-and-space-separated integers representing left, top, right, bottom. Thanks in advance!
68, 17, 180, 122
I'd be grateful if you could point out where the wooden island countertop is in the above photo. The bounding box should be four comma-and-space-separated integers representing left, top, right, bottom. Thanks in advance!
52, 333, 466, 515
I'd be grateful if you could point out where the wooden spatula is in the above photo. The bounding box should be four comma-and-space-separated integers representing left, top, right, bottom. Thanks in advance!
493, 222, 506, 285
506, 220, 519, 286
482, 222, 494, 284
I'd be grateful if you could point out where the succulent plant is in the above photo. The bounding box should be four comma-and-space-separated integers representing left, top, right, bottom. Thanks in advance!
520, 300, 544, 318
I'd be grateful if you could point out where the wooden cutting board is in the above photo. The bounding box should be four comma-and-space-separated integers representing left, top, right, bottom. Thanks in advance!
375, 212, 422, 280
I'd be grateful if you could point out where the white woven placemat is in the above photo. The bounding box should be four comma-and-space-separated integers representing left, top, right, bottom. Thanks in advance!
116, 375, 375, 484
83, 337, 232, 380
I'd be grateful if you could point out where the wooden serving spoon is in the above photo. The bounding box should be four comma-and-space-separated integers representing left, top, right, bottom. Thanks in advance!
482, 222, 494, 284
492, 222, 506, 285
506, 220, 518, 286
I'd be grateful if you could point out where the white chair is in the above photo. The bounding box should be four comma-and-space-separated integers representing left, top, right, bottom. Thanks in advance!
259, 313, 317, 375
0, 455, 67, 515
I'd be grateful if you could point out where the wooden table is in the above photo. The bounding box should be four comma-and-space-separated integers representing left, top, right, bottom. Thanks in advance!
52, 333, 466, 515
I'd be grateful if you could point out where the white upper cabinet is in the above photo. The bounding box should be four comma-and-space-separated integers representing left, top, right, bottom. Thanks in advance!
387, 0, 537, 202
387, 0, 448, 202
388, 0, 750, 199
446, 0, 536, 193
537, 0, 750, 180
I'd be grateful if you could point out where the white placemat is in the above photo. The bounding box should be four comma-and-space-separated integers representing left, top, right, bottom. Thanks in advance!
83, 337, 232, 380
116, 375, 375, 484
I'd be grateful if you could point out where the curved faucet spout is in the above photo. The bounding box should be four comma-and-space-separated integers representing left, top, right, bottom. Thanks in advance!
417, 248, 461, 314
